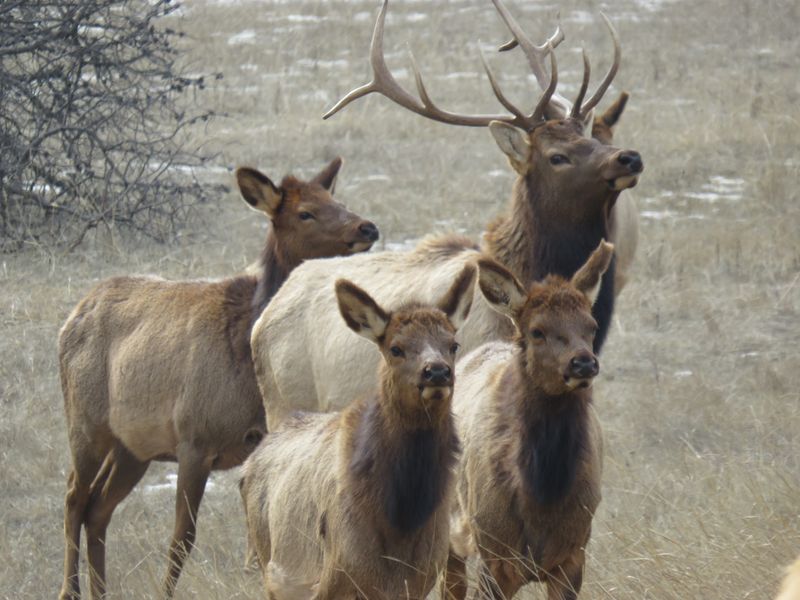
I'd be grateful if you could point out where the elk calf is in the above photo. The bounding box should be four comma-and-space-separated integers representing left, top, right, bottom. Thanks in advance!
240, 266, 475, 600
446, 241, 613, 600
58, 158, 378, 600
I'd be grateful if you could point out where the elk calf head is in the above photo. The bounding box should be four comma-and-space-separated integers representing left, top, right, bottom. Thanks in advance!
478, 241, 614, 396
236, 157, 379, 265
335, 266, 475, 422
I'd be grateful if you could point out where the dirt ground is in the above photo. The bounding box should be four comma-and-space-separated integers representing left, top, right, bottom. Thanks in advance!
1, 0, 798, 598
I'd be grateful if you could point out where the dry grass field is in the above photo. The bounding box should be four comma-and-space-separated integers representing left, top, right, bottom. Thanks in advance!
1, 0, 799, 598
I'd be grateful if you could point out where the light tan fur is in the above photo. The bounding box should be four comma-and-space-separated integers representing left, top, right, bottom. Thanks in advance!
446, 242, 613, 600
240, 267, 475, 600
776, 556, 800, 600
253, 113, 642, 427
57, 158, 378, 600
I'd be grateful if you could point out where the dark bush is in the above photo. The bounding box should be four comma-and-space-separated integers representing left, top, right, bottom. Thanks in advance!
0, 0, 222, 251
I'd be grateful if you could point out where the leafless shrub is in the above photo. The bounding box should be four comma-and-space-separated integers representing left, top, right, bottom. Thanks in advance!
0, 0, 223, 251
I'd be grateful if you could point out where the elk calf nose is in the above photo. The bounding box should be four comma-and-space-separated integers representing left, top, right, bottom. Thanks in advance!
423, 364, 452, 386
358, 221, 380, 242
568, 355, 599, 379
617, 151, 643, 173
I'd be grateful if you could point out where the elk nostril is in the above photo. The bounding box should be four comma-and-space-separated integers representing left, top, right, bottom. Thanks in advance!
618, 151, 643, 173
424, 364, 451, 383
359, 221, 379, 241
569, 356, 599, 379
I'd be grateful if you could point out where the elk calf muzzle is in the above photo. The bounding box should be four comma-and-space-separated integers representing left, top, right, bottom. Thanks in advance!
568, 354, 599, 379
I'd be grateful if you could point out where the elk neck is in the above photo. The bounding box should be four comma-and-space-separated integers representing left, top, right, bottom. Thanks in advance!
499, 362, 591, 507
484, 174, 616, 352
346, 389, 458, 534
251, 229, 293, 323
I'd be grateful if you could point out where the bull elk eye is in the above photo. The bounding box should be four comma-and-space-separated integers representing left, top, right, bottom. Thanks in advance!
531, 329, 545, 341
549, 154, 570, 166
390, 345, 405, 358
298, 211, 315, 221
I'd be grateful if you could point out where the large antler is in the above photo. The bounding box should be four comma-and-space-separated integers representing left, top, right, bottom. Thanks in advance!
500, 7, 621, 122
323, 0, 561, 131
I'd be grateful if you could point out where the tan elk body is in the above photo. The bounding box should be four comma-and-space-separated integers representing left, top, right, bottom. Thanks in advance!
57, 158, 378, 600
446, 241, 613, 600
240, 266, 475, 600
252, 0, 643, 429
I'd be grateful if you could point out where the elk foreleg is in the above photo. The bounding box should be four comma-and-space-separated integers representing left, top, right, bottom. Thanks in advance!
442, 550, 468, 600
162, 445, 211, 598
545, 550, 584, 600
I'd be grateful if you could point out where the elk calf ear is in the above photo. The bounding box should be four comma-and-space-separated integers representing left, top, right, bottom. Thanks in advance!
489, 121, 530, 175
236, 167, 283, 217
572, 240, 614, 305
437, 265, 476, 331
335, 279, 390, 344
477, 258, 527, 322
312, 156, 343, 193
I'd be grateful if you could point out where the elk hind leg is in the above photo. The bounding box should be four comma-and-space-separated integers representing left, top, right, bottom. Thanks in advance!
162, 445, 211, 598
84, 443, 150, 599
60, 445, 106, 600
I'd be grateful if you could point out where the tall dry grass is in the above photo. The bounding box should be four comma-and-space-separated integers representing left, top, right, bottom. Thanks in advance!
1, 0, 798, 598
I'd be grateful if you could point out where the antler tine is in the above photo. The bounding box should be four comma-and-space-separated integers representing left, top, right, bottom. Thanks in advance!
531, 43, 558, 124
479, 46, 535, 130
324, 0, 517, 128
489, 0, 570, 116
570, 49, 590, 119
577, 12, 621, 118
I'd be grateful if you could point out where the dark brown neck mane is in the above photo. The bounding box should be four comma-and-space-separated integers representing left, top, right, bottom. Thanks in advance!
483, 174, 617, 352
348, 397, 458, 533
503, 365, 591, 506
251, 230, 293, 324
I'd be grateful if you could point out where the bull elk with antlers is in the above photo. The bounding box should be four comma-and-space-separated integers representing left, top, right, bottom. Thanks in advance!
251, 0, 644, 428
57, 159, 378, 600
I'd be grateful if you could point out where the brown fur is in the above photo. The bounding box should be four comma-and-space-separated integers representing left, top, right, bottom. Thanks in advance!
240, 267, 475, 600
446, 242, 613, 600
57, 158, 378, 600
481, 116, 641, 352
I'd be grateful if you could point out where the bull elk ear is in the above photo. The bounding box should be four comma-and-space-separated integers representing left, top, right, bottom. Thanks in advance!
489, 121, 530, 175
592, 91, 629, 144
312, 156, 343, 194
477, 258, 527, 322
335, 279, 390, 344
571, 240, 614, 305
236, 167, 283, 217
437, 264, 476, 331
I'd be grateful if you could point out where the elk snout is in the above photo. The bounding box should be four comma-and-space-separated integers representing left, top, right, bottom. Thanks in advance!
357, 220, 380, 242
567, 354, 599, 380
422, 363, 452, 386
617, 150, 643, 173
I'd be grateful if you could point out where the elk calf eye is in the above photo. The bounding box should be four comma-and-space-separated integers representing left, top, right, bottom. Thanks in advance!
531, 329, 545, 340
549, 154, 569, 165
450, 343, 460, 354
299, 211, 314, 220
390, 346, 404, 357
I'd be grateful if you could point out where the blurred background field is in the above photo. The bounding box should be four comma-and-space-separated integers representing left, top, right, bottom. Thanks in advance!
1, 0, 798, 597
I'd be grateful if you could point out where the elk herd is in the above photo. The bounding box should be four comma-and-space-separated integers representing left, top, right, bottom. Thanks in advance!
56, 1, 650, 598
